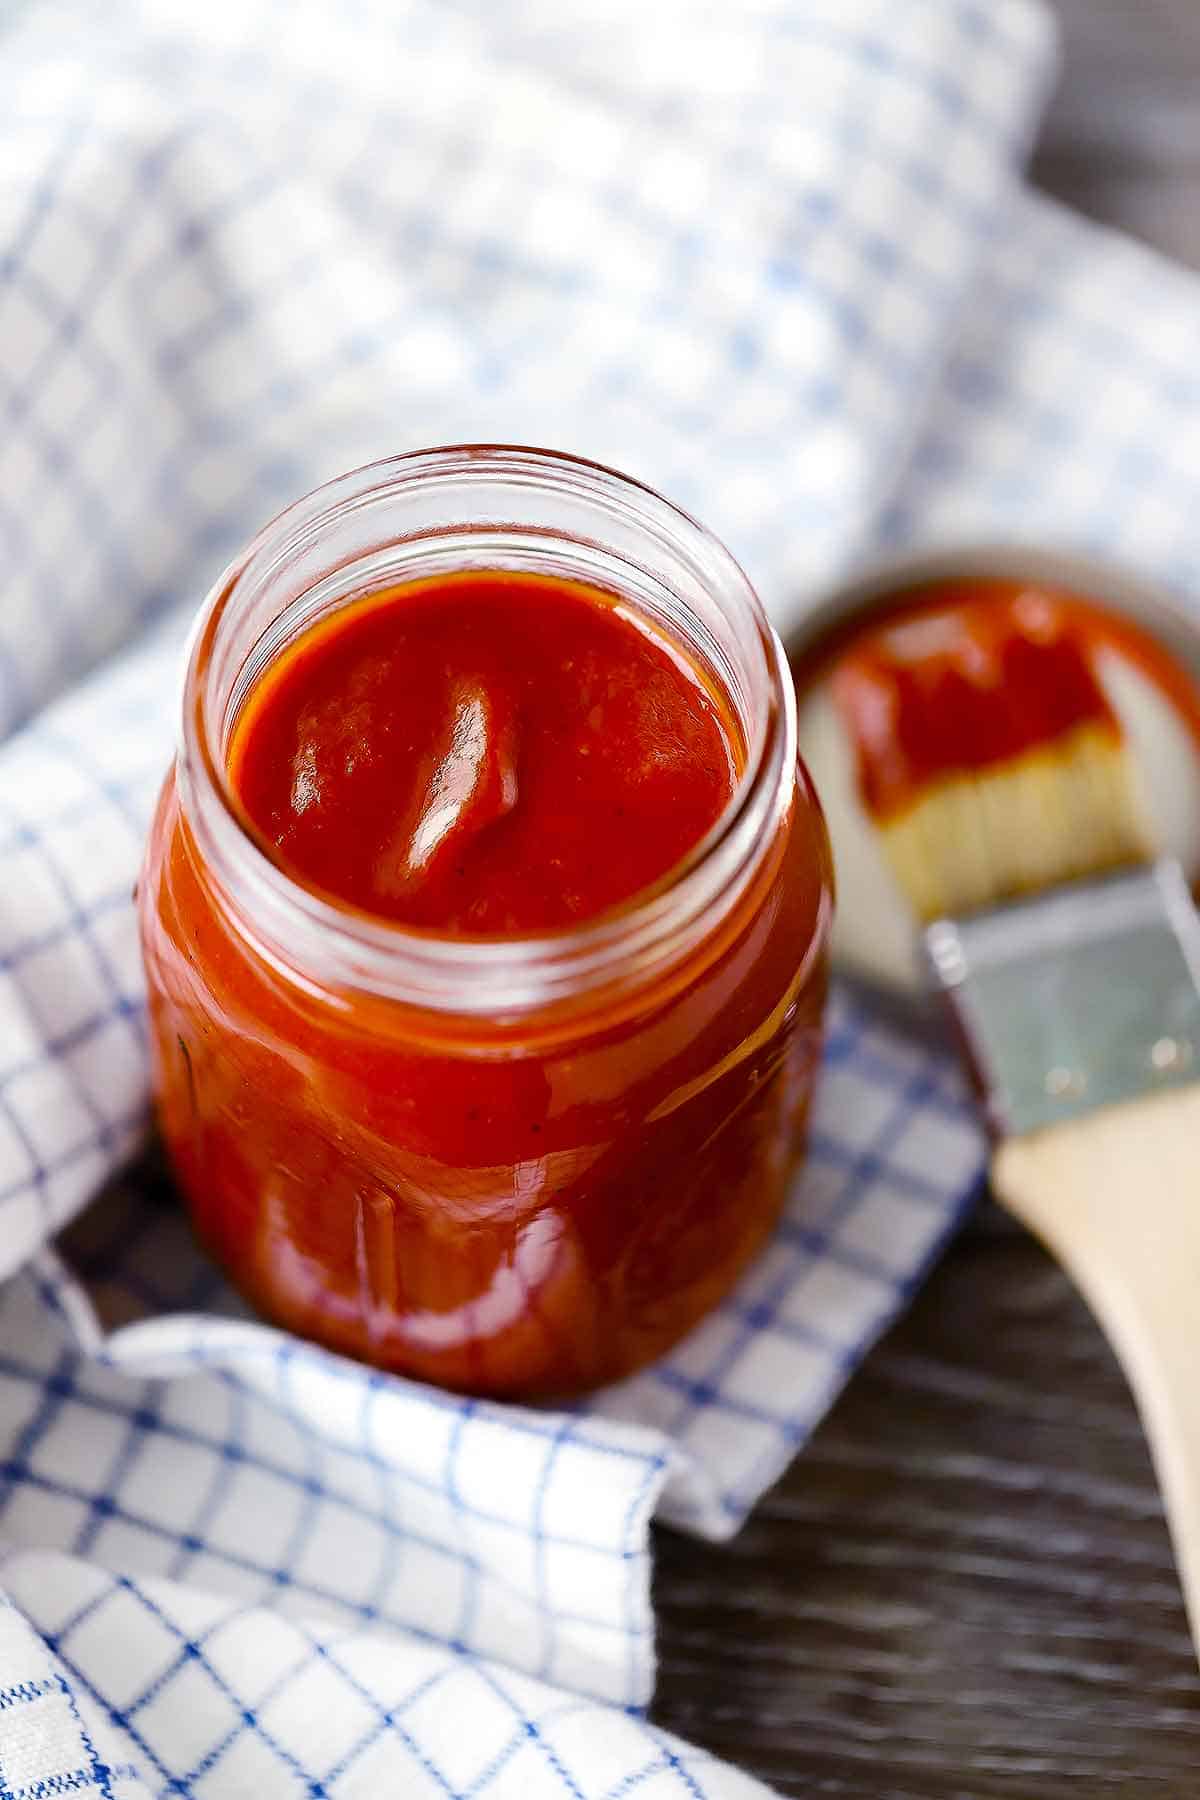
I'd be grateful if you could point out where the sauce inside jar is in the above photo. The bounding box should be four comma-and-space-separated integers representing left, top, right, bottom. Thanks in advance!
140, 459, 831, 1400
228, 570, 742, 931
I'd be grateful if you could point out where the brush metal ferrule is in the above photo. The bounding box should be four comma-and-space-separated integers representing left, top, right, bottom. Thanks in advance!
925, 859, 1200, 1137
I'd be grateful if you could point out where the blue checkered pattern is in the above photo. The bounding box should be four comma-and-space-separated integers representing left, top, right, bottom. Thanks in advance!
16, 0, 1200, 1791
0, 0, 1053, 737
0, 1550, 777, 1800
883, 190, 1200, 589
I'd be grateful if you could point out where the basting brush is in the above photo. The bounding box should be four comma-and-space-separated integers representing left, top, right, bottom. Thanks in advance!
797, 574, 1200, 1657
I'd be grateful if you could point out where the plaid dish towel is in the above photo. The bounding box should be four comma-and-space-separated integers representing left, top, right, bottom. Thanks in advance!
11, 0, 1200, 1791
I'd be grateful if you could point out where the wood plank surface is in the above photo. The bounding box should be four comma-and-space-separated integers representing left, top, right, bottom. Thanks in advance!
653, 1205, 1200, 1795
1032, 0, 1200, 269
651, 2, 1200, 1791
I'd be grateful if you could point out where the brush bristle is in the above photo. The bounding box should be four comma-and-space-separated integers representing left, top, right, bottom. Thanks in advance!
877, 721, 1152, 921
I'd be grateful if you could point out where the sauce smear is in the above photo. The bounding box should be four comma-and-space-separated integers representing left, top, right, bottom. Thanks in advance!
229, 569, 741, 932
831, 586, 1120, 823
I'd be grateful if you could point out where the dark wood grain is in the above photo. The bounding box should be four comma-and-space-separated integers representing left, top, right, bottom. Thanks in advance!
1032, 0, 1200, 268
651, 3, 1200, 1791
653, 1202, 1200, 1794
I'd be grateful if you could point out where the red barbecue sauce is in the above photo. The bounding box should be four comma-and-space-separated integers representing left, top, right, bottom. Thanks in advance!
140, 569, 831, 1396
820, 579, 1200, 821
229, 570, 740, 930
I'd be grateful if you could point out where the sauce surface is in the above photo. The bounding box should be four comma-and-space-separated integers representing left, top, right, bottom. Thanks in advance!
229, 569, 741, 932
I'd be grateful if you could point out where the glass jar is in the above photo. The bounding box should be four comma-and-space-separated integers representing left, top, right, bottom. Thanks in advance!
138, 447, 833, 1397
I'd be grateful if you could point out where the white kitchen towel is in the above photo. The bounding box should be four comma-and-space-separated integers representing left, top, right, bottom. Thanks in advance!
11, 0, 1197, 1793
0, 1548, 772, 1800
0, 0, 1052, 735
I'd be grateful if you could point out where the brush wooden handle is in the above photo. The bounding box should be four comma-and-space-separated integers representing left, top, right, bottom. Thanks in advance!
992, 1086, 1200, 1656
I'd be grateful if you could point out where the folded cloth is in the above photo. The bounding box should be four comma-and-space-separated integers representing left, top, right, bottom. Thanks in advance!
21, 0, 1200, 1792
0, 1548, 772, 1799
0, 0, 1053, 734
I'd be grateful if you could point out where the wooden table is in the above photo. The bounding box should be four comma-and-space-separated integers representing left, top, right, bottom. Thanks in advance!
651, 4, 1200, 1792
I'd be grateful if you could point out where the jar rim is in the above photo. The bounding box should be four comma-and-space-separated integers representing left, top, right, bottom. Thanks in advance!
178, 443, 797, 1016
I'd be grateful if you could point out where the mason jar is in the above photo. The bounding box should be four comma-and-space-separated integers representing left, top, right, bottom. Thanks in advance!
138, 446, 833, 1397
